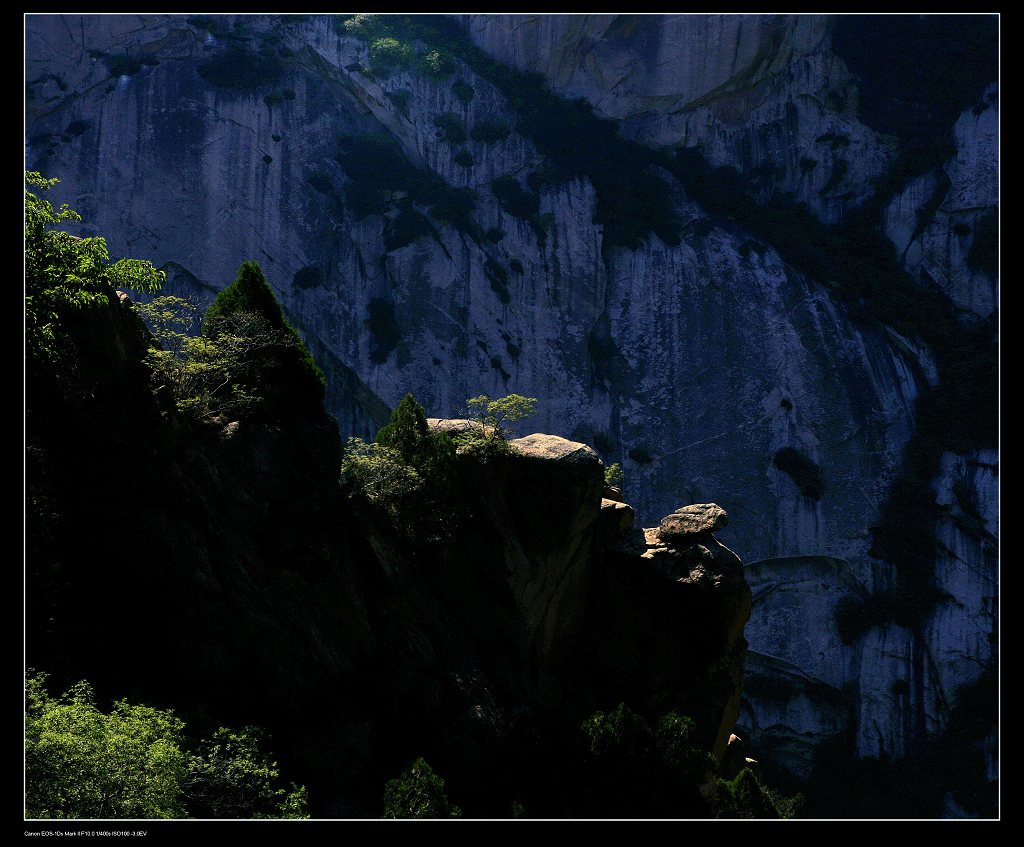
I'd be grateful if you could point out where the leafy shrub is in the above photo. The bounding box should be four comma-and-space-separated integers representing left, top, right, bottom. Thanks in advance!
508, 258, 524, 274
190, 261, 325, 416
433, 112, 467, 144
491, 176, 538, 219
340, 437, 423, 524
25, 172, 164, 377
24, 671, 307, 819
368, 37, 414, 75
484, 226, 505, 243
386, 206, 433, 251
580, 704, 717, 816
452, 80, 475, 104
420, 49, 457, 80
713, 768, 793, 819
471, 116, 511, 144
453, 149, 474, 168
604, 462, 623, 487
772, 447, 825, 499
136, 295, 200, 358
426, 187, 476, 232
465, 393, 537, 438
343, 395, 462, 540
382, 758, 461, 818
335, 133, 476, 235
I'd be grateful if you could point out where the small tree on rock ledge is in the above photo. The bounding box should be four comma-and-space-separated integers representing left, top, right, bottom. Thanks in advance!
466, 393, 537, 440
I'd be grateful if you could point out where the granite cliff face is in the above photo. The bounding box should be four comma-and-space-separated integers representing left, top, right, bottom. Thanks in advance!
25, 12, 997, 804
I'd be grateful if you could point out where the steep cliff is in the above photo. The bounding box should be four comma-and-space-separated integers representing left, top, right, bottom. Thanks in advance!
25, 12, 997, 810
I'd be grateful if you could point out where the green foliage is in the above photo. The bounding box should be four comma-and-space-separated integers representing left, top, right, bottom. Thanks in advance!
713, 768, 794, 819
375, 393, 430, 460
772, 447, 825, 500
466, 393, 537, 439
136, 295, 200, 358
340, 437, 424, 525
578, 704, 719, 817
206, 260, 324, 393
335, 14, 681, 251
334, 133, 477, 235
382, 758, 461, 818
581, 703, 654, 760
433, 112, 467, 144
25, 172, 165, 376
25, 671, 307, 820
420, 49, 457, 80
146, 261, 324, 420
471, 116, 511, 144
491, 176, 538, 219
184, 727, 308, 819
386, 206, 434, 252
651, 712, 716, 786
368, 37, 415, 76
26, 672, 187, 818
604, 462, 623, 488
204, 260, 323, 399
453, 149, 474, 169
452, 80, 475, 104
342, 395, 460, 540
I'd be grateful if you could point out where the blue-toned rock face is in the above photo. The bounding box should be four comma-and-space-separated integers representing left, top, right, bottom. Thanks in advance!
25, 13, 997, 811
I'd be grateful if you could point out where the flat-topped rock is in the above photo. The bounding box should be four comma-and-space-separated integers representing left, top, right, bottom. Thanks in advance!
657, 503, 728, 544
510, 433, 600, 466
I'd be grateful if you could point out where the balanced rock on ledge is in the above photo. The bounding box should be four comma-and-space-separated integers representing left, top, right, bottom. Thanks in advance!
657, 503, 728, 545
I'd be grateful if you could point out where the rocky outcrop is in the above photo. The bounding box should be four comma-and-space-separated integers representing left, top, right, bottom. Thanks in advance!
589, 506, 752, 760
26, 284, 752, 816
